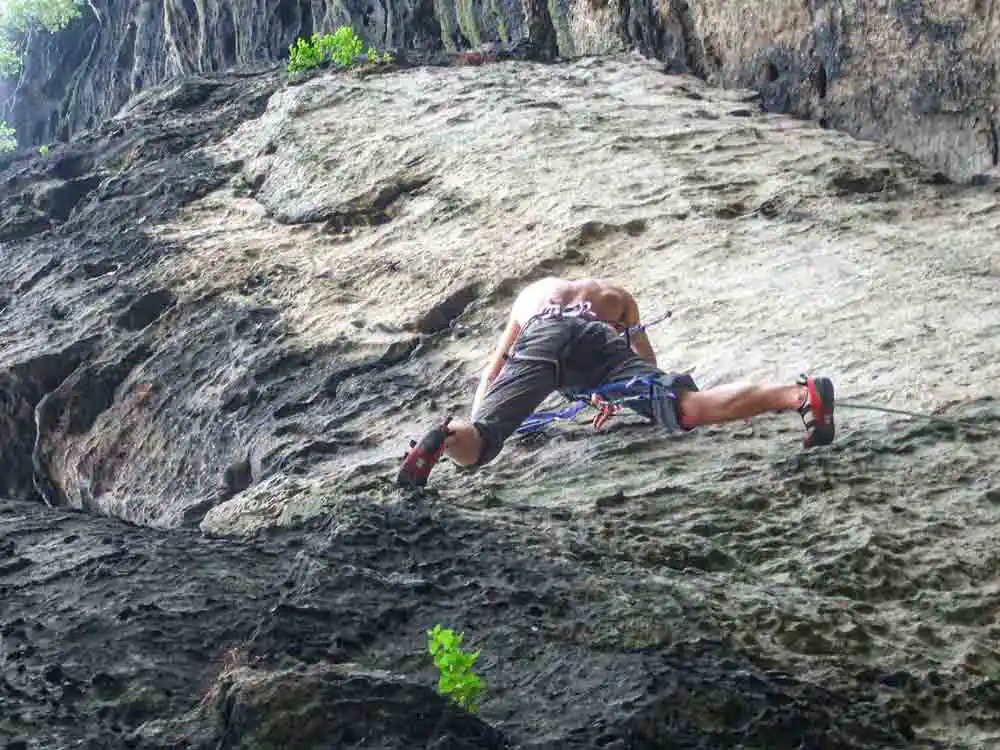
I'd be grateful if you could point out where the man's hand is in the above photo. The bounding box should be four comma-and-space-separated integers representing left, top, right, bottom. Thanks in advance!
622, 294, 657, 367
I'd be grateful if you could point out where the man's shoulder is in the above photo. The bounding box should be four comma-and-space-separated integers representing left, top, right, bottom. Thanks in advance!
587, 281, 636, 324
511, 277, 557, 311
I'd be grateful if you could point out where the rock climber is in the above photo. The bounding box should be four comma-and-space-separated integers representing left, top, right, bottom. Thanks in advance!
395, 276, 835, 488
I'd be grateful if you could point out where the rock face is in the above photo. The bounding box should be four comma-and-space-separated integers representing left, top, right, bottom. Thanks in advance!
689, 0, 1000, 182
3, 51, 1000, 747
2, 0, 999, 181
139, 663, 511, 749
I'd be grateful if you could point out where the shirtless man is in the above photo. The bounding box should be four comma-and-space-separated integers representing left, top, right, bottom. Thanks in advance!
395, 276, 835, 488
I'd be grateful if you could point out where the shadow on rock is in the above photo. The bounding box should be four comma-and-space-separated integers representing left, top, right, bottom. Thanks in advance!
134, 663, 510, 749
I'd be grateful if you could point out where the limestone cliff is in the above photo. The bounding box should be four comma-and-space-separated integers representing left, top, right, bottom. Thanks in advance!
2, 48, 1000, 749
2, 0, 998, 181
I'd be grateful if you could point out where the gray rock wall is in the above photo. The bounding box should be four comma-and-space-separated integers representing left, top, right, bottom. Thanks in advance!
688, 0, 999, 181
1, 0, 998, 180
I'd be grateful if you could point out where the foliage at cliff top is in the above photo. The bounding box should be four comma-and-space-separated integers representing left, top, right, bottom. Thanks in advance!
287, 26, 392, 74
1, 0, 83, 78
0, 119, 15, 152
1, 0, 83, 150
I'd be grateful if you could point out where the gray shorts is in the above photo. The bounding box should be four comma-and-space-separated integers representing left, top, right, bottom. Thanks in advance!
470, 312, 699, 465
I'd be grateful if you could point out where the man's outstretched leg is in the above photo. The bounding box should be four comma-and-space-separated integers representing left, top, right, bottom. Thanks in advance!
678, 374, 835, 447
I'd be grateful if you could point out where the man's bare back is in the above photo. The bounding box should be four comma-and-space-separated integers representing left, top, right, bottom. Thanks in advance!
510, 277, 636, 329
505, 277, 657, 369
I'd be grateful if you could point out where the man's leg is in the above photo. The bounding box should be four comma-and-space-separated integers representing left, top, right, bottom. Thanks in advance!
396, 354, 561, 487
438, 421, 485, 466
679, 382, 804, 424
678, 374, 835, 447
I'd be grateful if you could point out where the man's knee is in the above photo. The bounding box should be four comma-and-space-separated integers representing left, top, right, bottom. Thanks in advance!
653, 373, 699, 432
471, 421, 504, 466
674, 389, 700, 431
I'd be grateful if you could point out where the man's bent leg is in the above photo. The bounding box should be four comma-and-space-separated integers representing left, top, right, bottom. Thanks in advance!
396, 356, 559, 487
466, 355, 560, 466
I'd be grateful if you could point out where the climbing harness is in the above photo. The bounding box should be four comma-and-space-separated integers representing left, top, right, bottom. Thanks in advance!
514, 308, 674, 435
515, 374, 662, 434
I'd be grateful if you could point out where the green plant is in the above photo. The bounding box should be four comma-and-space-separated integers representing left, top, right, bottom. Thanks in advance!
0, 120, 15, 152
427, 624, 485, 712
287, 34, 325, 73
287, 25, 369, 73
0, 38, 19, 76
1, 0, 82, 77
327, 25, 363, 67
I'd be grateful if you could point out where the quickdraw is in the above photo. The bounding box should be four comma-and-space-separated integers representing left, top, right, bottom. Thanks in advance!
589, 393, 623, 430
622, 310, 672, 347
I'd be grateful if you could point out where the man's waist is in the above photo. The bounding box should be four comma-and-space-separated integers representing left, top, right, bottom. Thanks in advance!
534, 301, 599, 321
532, 302, 627, 333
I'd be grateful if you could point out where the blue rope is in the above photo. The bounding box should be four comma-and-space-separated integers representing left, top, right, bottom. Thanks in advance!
515, 400, 591, 434
514, 374, 661, 434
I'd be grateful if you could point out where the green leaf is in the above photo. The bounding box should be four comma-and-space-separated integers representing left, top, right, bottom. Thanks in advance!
0, 120, 15, 153
426, 623, 485, 713
2, 0, 82, 33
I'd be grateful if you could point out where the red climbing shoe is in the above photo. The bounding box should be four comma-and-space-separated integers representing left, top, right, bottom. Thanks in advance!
797, 375, 835, 447
396, 417, 453, 488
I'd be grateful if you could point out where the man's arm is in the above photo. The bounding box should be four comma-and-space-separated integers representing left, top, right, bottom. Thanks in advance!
622, 294, 657, 367
471, 314, 521, 418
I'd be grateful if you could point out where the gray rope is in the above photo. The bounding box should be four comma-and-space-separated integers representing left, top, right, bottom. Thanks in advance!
838, 400, 1000, 436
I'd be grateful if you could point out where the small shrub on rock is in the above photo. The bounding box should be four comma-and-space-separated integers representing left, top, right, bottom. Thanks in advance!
328, 26, 363, 66
427, 624, 485, 713
287, 34, 325, 73
287, 25, 390, 74
0, 120, 15, 152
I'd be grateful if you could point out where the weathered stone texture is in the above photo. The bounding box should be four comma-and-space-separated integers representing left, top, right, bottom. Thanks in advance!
1, 0, 998, 179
